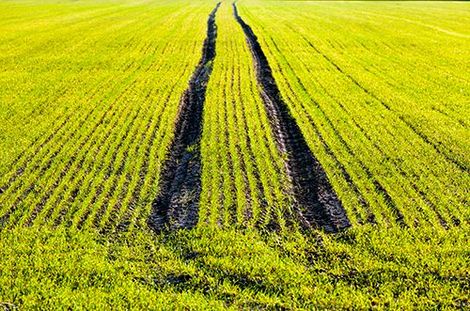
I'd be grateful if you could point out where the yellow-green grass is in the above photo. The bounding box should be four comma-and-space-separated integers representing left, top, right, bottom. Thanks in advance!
200, 2, 293, 230
0, 0, 468, 309
0, 0, 215, 232
1, 226, 468, 309
237, 0, 469, 228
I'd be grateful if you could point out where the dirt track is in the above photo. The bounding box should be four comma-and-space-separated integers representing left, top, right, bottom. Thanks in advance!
233, 2, 350, 232
148, 3, 220, 231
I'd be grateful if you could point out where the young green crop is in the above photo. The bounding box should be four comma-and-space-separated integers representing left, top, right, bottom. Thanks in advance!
200, 2, 293, 230
0, 225, 468, 309
237, 0, 469, 229
0, 0, 214, 232
0, 0, 468, 309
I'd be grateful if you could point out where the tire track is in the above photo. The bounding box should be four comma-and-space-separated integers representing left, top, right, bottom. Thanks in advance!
267, 46, 372, 225
148, 3, 220, 231
233, 3, 350, 232
274, 31, 452, 227
268, 37, 406, 227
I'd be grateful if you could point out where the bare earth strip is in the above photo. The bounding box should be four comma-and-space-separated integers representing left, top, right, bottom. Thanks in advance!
148, 3, 221, 231
233, 2, 350, 233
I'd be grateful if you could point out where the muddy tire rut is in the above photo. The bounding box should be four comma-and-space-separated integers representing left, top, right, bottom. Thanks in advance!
233, 3, 350, 232
148, 3, 220, 231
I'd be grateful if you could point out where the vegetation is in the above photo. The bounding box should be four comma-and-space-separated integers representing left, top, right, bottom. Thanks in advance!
238, 0, 469, 228
200, 2, 292, 229
0, 0, 468, 309
0, 0, 213, 231
1, 226, 468, 309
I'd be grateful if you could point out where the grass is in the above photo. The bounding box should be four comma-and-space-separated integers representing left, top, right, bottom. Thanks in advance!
1, 226, 468, 309
0, 0, 214, 231
200, 2, 292, 229
237, 0, 469, 228
0, 0, 468, 309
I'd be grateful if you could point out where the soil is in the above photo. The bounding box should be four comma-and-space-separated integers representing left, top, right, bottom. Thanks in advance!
233, 3, 351, 232
148, 3, 221, 231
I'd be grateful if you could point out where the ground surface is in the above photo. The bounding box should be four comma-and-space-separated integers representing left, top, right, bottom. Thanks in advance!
0, 0, 468, 309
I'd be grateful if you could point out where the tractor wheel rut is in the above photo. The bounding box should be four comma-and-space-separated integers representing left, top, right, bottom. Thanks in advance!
148, 3, 220, 231
233, 2, 350, 232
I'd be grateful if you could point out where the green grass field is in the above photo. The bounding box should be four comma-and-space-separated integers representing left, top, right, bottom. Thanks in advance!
0, 0, 468, 309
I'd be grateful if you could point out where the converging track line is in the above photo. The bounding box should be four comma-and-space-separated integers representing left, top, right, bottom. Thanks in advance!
148, 3, 220, 231
233, 2, 350, 232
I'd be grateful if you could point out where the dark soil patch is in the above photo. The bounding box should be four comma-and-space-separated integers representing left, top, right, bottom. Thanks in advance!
148, 3, 220, 231
233, 3, 350, 232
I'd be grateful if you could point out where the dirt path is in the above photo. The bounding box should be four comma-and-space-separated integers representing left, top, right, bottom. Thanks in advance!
233, 2, 350, 232
148, 3, 220, 231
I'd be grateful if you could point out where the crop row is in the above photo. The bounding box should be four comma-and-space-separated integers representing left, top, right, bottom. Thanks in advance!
237, 0, 469, 229
1, 1, 467, 232
199, 3, 294, 230
0, 1, 214, 232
